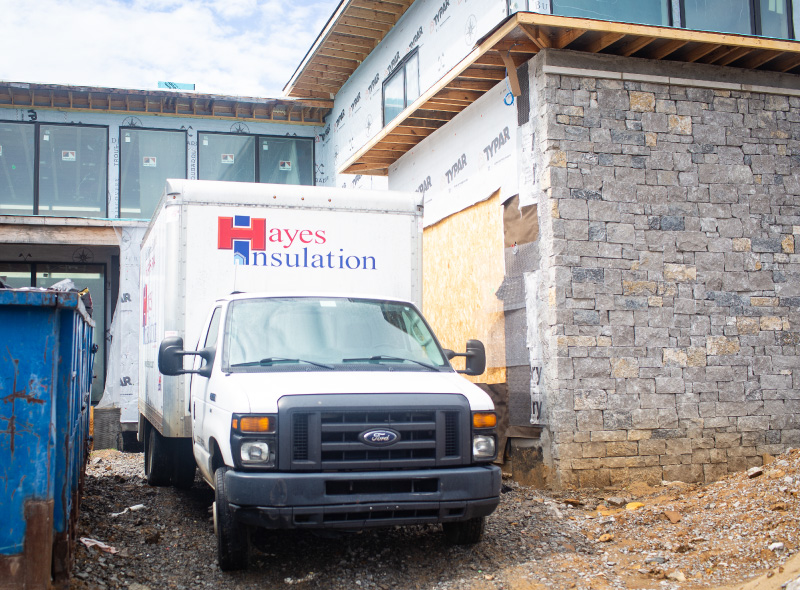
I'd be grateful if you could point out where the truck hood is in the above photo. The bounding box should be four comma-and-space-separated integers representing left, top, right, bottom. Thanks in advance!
221, 370, 495, 414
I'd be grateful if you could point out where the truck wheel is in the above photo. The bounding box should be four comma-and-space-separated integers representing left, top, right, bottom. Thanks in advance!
145, 426, 173, 487
171, 438, 196, 489
214, 467, 249, 571
442, 516, 485, 545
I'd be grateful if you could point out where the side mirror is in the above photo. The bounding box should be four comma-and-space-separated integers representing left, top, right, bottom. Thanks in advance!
158, 336, 215, 378
446, 339, 486, 376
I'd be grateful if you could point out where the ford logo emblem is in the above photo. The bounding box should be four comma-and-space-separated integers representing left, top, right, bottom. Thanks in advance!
359, 429, 400, 446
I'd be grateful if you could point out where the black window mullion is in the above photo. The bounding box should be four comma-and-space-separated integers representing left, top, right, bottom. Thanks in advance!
752, 0, 761, 35
255, 134, 260, 184
790, 0, 796, 38
33, 122, 40, 215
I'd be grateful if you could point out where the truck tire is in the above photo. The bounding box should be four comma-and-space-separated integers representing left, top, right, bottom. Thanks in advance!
145, 426, 173, 487
214, 467, 249, 571
442, 516, 485, 545
171, 438, 196, 489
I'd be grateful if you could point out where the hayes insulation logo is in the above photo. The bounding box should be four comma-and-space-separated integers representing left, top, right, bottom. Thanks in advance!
218, 215, 267, 265
217, 215, 377, 271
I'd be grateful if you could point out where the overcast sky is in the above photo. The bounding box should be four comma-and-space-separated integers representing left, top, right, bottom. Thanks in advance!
0, 0, 340, 98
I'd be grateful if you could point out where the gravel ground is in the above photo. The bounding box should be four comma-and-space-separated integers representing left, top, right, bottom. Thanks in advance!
70, 449, 800, 590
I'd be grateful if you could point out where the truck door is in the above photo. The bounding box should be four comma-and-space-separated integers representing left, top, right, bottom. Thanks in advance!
191, 306, 221, 480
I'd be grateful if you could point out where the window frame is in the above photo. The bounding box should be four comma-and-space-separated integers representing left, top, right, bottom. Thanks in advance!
0, 120, 36, 216
36, 121, 109, 217
381, 48, 421, 127
118, 126, 187, 219
508, 0, 797, 39
549, 0, 673, 27
197, 131, 315, 186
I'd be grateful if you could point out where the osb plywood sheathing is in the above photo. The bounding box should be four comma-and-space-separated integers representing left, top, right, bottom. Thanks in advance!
423, 191, 506, 385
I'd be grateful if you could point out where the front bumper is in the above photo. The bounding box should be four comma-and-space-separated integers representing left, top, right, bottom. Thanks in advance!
224, 465, 501, 530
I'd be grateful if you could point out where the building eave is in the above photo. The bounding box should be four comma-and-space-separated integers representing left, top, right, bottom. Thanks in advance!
283, 0, 416, 100
0, 81, 331, 125
337, 11, 800, 176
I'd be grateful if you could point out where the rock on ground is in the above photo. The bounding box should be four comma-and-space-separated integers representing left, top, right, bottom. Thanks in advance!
70, 448, 800, 590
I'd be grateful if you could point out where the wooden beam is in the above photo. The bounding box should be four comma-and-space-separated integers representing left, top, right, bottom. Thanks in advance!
327, 33, 377, 50
493, 38, 540, 53
401, 117, 447, 130
332, 22, 388, 40
697, 45, 742, 64
683, 43, 722, 63
317, 43, 369, 61
459, 66, 507, 81
338, 16, 393, 34
304, 62, 354, 76
294, 98, 334, 109
500, 51, 521, 97
420, 99, 466, 112
383, 126, 435, 137
644, 39, 688, 60
343, 163, 389, 175
348, 0, 407, 14
715, 46, 753, 66
773, 52, 800, 72
618, 35, 655, 56
308, 54, 361, 68
409, 109, 458, 122
585, 31, 625, 53
447, 78, 497, 92
345, 6, 399, 25
738, 49, 781, 69
291, 81, 341, 95
554, 28, 587, 49
519, 24, 551, 49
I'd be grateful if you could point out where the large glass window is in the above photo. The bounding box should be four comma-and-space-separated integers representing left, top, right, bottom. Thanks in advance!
38, 125, 107, 216
383, 51, 420, 126
0, 122, 35, 215
199, 132, 314, 185
259, 137, 314, 185
552, 0, 671, 26
199, 133, 255, 182
761, 0, 790, 38
684, 0, 752, 34
120, 128, 186, 219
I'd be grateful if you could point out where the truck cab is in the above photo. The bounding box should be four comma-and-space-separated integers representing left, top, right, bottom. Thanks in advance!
157, 293, 500, 570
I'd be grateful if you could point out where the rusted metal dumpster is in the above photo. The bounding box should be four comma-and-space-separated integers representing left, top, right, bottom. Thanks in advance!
0, 289, 95, 589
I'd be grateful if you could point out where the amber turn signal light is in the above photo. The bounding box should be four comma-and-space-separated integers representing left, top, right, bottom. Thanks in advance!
236, 416, 273, 432
472, 412, 497, 428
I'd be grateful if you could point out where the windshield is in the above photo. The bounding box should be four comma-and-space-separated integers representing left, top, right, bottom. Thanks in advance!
223, 297, 449, 372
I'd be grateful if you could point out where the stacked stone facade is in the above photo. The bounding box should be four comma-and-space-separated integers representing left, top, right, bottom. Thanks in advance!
531, 50, 800, 487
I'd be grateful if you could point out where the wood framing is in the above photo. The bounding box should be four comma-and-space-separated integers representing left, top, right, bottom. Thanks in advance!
0, 82, 330, 125
325, 11, 800, 175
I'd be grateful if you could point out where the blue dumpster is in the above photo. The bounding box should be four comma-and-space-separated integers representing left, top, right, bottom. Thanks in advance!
0, 289, 95, 589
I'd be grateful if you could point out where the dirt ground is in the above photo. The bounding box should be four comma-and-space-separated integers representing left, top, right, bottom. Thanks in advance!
69, 448, 800, 590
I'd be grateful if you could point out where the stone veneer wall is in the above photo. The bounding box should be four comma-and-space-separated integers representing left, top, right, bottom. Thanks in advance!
531, 50, 800, 488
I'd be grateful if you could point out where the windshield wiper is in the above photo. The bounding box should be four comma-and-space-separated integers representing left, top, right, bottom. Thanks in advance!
342, 355, 439, 371
231, 357, 334, 370
260, 357, 334, 369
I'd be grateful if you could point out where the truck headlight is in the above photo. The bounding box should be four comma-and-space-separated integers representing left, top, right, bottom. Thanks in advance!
241, 441, 270, 464
472, 435, 496, 460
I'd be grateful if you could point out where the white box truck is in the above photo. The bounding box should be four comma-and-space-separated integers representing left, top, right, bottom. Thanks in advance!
138, 179, 501, 570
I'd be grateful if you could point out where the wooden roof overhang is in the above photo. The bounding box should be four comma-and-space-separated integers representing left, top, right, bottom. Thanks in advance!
332, 12, 800, 176
0, 81, 330, 125
284, 0, 415, 101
